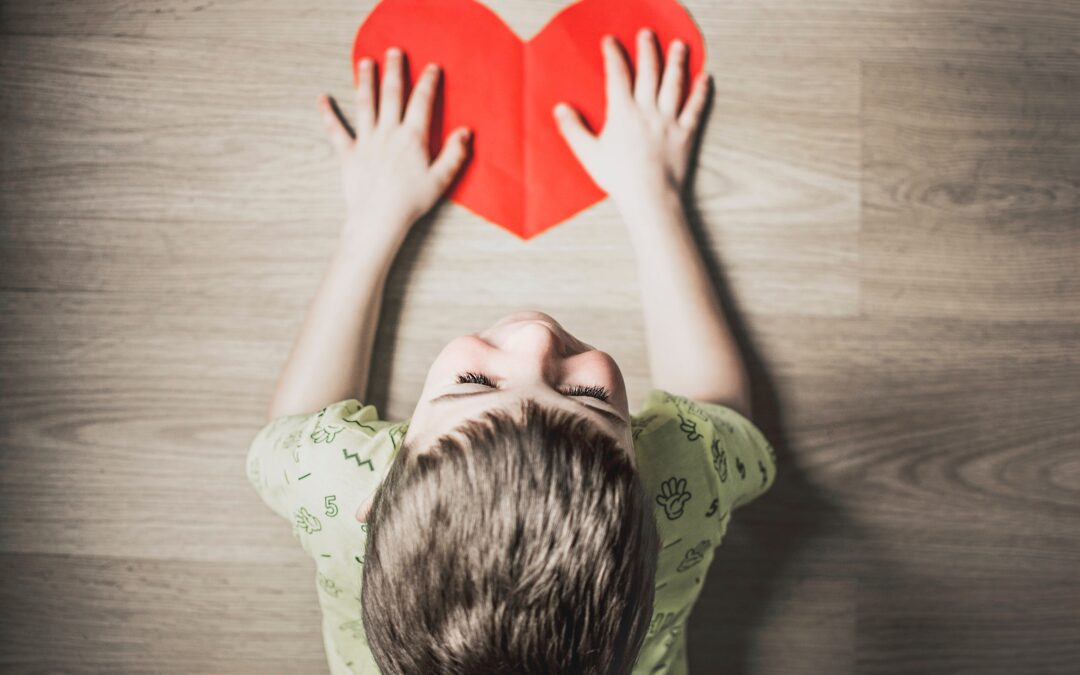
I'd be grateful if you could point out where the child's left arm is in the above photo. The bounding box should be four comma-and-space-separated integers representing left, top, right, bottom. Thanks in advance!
266, 47, 472, 420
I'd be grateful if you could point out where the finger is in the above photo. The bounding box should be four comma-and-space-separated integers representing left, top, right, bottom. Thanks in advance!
677, 71, 711, 133
428, 127, 471, 191
601, 35, 633, 108
633, 27, 660, 110
378, 46, 404, 127
402, 62, 440, 145
552, 102, 597, 166
317, 94, 352, 157
657, 39, 686, 119
354, 57, 376, 138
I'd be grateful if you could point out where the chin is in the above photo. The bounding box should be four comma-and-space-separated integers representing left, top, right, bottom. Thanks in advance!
498, 309, 558, 327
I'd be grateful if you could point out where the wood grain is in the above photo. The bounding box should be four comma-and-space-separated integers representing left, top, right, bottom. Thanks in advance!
1, 0, 1078, 672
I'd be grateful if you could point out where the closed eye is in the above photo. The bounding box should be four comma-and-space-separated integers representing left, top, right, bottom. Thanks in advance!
455, 371, 611, 403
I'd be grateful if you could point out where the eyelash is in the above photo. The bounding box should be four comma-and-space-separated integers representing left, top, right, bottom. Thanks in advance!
455, 371, 611, 402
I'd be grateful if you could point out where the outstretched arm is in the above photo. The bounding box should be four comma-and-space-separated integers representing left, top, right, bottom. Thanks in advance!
553, 30, 750, 417
266, 230, 395, 420
266, 46, 471, 420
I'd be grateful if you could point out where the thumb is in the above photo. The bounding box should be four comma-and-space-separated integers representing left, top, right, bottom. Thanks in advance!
429, 126, 472, 192
552, 102, 596, 165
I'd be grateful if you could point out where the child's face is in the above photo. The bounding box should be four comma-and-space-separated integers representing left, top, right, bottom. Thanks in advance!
357, 311, 635, 522
403, 309, 634, 463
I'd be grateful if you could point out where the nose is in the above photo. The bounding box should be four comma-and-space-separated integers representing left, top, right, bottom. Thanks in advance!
502, 321, 574, 369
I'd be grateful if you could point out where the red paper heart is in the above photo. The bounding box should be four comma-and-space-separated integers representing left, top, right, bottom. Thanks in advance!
351, 0, 706, 240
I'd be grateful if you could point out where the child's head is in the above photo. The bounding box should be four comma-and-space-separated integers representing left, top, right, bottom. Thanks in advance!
401, 310, 635, 458
359, 311, 660, 674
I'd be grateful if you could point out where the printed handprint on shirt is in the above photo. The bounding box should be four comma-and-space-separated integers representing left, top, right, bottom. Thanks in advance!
311, 424, 345, 444
711, 439, 728, 483
295, 506, 322, 534
318, 571, 343, 598
676, 413, 703, 443
648, 610, 683, 638
283, 429, 304, 462
656, 477, 692, 520
735, 456, 746, 480
676, 540, 711, 572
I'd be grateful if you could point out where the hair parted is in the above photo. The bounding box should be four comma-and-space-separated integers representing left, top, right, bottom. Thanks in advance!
361, 397, 661, 675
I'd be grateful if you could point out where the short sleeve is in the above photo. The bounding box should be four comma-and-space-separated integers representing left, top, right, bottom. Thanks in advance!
693, 398, 777, 511
244, 398, 406, 532
631, 388, 777, 548
246, 399, 410, 673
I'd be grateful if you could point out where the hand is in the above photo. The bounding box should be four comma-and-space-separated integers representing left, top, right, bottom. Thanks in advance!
318, 46, 472, 249
552, 28, 710, 213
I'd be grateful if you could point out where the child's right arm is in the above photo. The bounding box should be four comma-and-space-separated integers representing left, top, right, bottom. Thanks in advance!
554, 28, 751, 418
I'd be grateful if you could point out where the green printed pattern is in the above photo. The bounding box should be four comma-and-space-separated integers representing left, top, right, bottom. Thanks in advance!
246, 390, 776, 675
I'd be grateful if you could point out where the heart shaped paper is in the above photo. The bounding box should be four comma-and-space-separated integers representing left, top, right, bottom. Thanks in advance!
351, 0, 706, 240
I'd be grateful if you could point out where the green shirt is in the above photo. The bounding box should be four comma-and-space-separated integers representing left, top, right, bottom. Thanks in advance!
246, 388, 777, 674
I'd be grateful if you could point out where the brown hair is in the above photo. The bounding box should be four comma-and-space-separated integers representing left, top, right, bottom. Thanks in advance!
361, 397, 660, 674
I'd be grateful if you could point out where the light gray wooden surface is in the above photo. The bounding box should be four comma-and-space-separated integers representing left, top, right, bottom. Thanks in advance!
1, 0, 1077, 672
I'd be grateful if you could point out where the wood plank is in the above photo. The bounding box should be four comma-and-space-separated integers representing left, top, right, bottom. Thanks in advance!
0, 552, 327, 673
3, 0, 1079, 58
2, 0, 1079, 672
861, 60, 1080, 321
0, 28, 862, 318
856, 575, 1080, 674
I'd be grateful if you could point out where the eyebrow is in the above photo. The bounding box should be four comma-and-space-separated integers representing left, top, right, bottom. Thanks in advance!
431, 389, 627, 428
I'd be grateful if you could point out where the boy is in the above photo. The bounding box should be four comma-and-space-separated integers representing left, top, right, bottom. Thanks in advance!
247, 28, 775, 674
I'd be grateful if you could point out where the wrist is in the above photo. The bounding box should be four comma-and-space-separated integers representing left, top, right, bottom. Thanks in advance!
614, 185, 686, 232
341, 213, 410, 254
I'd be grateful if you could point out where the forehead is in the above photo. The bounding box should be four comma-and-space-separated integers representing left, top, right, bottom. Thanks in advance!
437, 332, 619, 370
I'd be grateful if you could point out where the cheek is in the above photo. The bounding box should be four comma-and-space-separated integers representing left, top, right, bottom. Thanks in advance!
575, 351, 622, 384
426, 336, 489, 387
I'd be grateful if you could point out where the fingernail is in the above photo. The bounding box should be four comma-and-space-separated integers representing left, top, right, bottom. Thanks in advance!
359, 58, 371, 70
387, 47, 401, 58
553, 103, 567, 115
461, 128, 471, 140
639, 28, 652, 40
427, 63, 439, 74
672, 40, 685, 52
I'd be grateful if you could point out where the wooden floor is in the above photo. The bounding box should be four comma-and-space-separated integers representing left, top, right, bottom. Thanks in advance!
1, 1, 1077, 673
